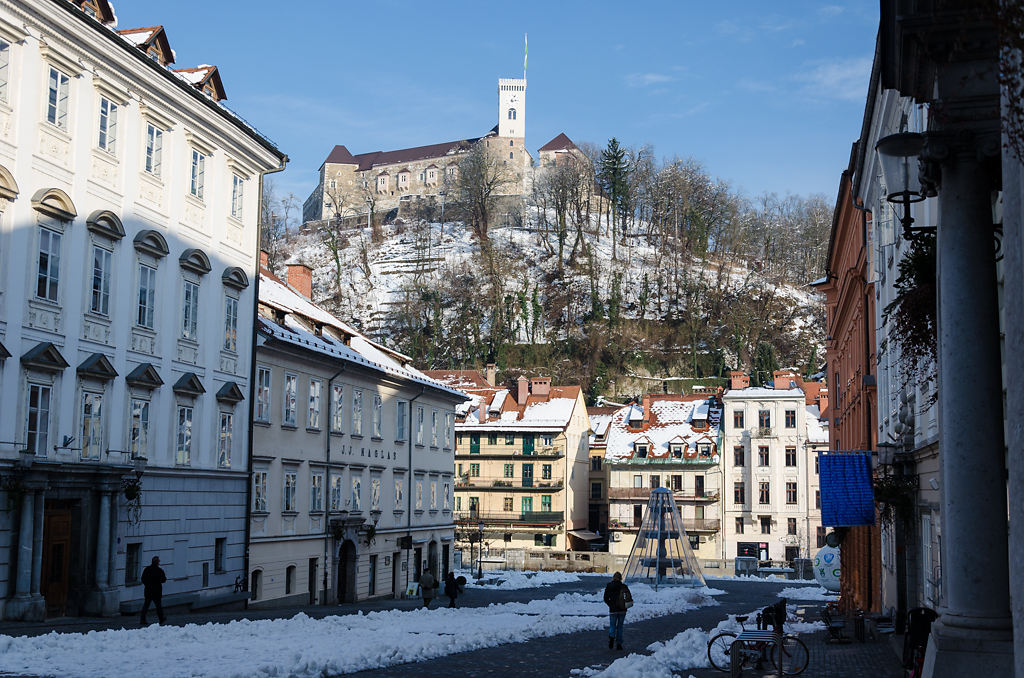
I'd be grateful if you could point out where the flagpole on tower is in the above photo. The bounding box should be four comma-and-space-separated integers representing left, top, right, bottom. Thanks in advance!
524, 32, 527, 81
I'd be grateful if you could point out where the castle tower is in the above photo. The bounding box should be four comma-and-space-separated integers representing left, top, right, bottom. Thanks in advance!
498, 77, 526, 140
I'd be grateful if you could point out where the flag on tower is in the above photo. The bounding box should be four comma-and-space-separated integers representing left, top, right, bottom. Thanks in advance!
524, 33, 528, 78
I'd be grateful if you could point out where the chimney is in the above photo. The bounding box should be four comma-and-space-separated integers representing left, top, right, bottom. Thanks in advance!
818, 389, 830, 419
286, 262, 313, 299
516, 376, 529, 404
641, 393, 651, 427
259, 249, 269, 270
729, 371, 749, 391
773, 370, 801, 391
530, 377, 551, 398
478, 399, 488, 423
485, 363, 496, 386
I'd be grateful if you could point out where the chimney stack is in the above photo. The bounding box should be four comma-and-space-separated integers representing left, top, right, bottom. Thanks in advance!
286, 262, 313, 299
818, 389, 829, 419
641, 393, 651, 427
485, 363, 496, 386
729, 371, 750, 391
774, 370, 802, 391
530, 377, 551, 398
259, 249, 269, 270
516, 376, 529, 404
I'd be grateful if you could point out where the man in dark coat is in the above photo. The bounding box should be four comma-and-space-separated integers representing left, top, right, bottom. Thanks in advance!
140, 556, 167, 625
444, 571, 459, 608
603, 571, 631, 650
420, 569, 436, 609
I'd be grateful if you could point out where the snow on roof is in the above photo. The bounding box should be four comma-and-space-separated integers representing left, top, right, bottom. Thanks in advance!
174, 64, 214, 85
692, 401, 709, 420
429, 380, 582, 432
117, 26, 158, 45
589, 412, 613, 440
604, 396, 723, 463
722, 387, 806, 399
258, 273, 464, 400
805, 405, 828, 443
489, 391, 507, 412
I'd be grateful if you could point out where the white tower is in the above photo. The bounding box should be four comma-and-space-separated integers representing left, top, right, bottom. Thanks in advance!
498, 78, 526, 140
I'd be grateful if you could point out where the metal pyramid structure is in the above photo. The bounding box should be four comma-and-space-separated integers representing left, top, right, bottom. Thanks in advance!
623, 487, 705, 589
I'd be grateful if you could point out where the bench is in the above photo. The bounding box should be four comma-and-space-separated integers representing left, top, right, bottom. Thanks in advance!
820, 606, 849, 643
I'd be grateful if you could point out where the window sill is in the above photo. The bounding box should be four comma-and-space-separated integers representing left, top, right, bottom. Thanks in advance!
309, 510, 325, 516
281, 423, 298, 431
306, 427, 322, 433
414, 444, 425, 449
251, 511, 269, 517
395, 439, 407, 445
414, 509, 425, 515
281, 511, 299, 517
371, 436, 383, 442
350, 434, 364, 440
254, 420, 271, 428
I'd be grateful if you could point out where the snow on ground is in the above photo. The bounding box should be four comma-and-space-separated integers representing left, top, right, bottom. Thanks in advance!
706, 574, 819, 584
776, 585, 839, 601
570, 606, 826, 678
0, 585, 719, 678
462, 568, 583, 589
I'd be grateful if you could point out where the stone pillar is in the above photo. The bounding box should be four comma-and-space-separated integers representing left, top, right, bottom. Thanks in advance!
30, 489, 44, 595
95, 492, 111, 587
107, 492, 118, 588
13, 490, 33, 597
922, 140, 1013, 675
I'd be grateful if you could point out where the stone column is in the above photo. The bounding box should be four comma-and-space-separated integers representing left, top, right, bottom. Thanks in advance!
13, 490, 34, 597
922, 137, 1013, 675
30, 489, 44, 596
95, 492, 111, 587
107, 491, 118, 588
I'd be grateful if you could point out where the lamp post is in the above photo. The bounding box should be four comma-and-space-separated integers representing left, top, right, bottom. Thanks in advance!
875, 132, 935, 240
469, 505, 478, 579
477, 519, 484, 580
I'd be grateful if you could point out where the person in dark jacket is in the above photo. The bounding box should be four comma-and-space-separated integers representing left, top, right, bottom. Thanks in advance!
603, 571, 631, 650
140, 556, 167, 625
444, 571, 459, 608
420, 570, 437, 608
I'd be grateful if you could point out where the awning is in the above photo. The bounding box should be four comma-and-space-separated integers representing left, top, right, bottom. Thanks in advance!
568, 529, 600, 541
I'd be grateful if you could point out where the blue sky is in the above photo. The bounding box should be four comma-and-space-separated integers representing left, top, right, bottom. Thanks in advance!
113, 1, 878, 207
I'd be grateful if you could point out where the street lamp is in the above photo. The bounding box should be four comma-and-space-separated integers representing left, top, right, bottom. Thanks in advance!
469, 504, 478, 579
875, 132, 934, 240
477, 519, 484, 580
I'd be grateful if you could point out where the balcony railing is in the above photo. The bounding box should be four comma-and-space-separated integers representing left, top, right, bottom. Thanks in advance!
608, 518, 720, 533
454, 477, 564, 491
606, 488, 720, 501
455, 510, 563, 526
607, 454, 717, 466
455, 446, 565, 459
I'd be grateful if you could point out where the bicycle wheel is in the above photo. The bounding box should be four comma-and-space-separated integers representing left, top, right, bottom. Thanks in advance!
770, 634, 809, 675
707, 632, 737, 672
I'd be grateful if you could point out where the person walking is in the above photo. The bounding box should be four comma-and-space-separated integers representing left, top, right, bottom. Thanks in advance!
444, 571, 459, 608
140, 556, 167, 625
419, 569, 436, 609
603, 571, 631, 650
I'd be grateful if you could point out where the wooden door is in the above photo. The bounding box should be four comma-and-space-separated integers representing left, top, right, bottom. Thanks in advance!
41, 508, 71, 617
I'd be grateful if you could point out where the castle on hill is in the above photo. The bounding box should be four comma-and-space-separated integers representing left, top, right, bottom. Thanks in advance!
301, 78, 589, 225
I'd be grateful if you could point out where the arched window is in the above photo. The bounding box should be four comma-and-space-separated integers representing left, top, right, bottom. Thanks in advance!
508, 108, 516, 120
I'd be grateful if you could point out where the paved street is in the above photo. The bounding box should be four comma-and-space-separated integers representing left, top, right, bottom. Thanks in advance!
0, 578, 904, 678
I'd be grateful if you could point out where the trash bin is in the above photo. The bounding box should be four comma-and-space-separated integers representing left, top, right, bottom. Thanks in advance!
854, 612, 866, 642
734, 556, 758, 577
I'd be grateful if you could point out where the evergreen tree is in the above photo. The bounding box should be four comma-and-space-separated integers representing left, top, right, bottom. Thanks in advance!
599, 138, 629, 257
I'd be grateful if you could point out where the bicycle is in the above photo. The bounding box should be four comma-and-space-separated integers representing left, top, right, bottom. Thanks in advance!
707, 613, 809, 675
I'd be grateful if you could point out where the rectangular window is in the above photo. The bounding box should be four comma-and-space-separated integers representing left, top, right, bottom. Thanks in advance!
815, 455, 820, 475
785, 446, 797, 467
541, 495, 552, 512
817, 526, 827, 548
504, 497, 513, 511
521, 496, 533, 513
733, 445, 745, 467
89, 246, 112, 315
671, 474, 682, 491
255, 367, 271, 423
591, 457, 602, 471
444, 413, 452, 448
786, 481, 798, 504
395, 399, 406, 440
176, 405, 193, 465
137, 264, 156, 328
253, 471, 268, 511
487, 433, 497, 445
505, 433, 514, 446
394, 478, 404, 509
759, 481, 770, 505
542, 434, 553, 446
443, 482, 450, 510
503, 463, 514, 478
330, 475, 343, 510
0, 40, 10, 102
761, 516, 771, 534
190, 150, 206, 199
223, 296, 238, 351
816, 490, 821, 509
182, 280, 199, 340
218, 412, 233, 468
352, 390, 363, 435
634, 474, 642, 488
542, 464, 552, 480
308, 379, 322, 429
430, 481, 437, 509
371, 477, 381, 509
372, 395, 382, 437
310, 472, 324, 512
591, 482, 602, 499
98, 97, 118, 153
469, 462, 481, 477
351, 476, 361, 510
36, 227, 61, 301
758, 446, 770, 466
129, 398, 150, 459
733, 410, 744, 429
125, 542, 141, 584
415, 406, 424, 445
214, 538, 226, 573
734, 482, 745, 505
332, 384, 345, 432
80, 392, 103, 459
283, 373, 297, 426
758, 410, 771, 429
788, 517, 797, 535
284, 472, 297, 511
430, 410, 438, 446
46, 67, 70, 130
785, 409, 797, 428
735, 517, 744, 535
231, 174, 244, 219
145, 124, 163, 176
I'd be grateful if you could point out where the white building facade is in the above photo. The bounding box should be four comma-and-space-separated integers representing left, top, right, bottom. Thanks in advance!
0, 0, 285, 619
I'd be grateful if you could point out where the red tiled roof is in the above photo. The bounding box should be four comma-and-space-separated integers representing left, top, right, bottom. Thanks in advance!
538, 132, 577, 152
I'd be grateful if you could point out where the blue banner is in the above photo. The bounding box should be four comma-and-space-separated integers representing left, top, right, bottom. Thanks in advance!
819, 451, 875, 526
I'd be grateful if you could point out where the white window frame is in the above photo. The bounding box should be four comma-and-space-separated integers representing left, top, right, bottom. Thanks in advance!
284, 472, 297, 512
330, 383, 344, 432
223, 296, 238, 352
310, 472, 324, 512
46, 66, 70, 130
372, 394, 382, 438
443, 482, 450, 511
176, 405, 193, 465
308, 378, 322, 429
89, 245, 112, 316
145, 123, 163, 177
444, 413, 453, 448
80, 391, 103, 460
430, 481, 437, 509
97, 96, 118, 154
351, 476, 362, 511
431, 410, 438, 447
190, 149, 206, 200
36, 227, 61, 302
394, 477, 404, 509
330, 474, 343, 511
253, 470, 268, 512
26, 383, 52, 456
0, 39, 10, 103
230, 174, 244, 219
129, 397, 150, 459
371, 477, 381, 509
255, 366, 271, 423
352, 389, 363, 436
136, 263, 156, 328
415, 406, 424, 445
396, 400, 407, 441
415, 479, 423, 510
182, 280, 199, 340
283, 373, 297, 426
218, 411, 233, 468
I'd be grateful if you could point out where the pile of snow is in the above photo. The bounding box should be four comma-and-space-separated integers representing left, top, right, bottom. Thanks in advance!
463, 568, 582, 590
706, 574, 818, 584
0, 585, 720, 678
777, 586, 839, 601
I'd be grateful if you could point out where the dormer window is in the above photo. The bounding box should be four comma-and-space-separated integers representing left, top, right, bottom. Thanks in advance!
697, 443, 712, 458
635, 443, 648, 458
671, 444, 683, 458
273, 309, 286, 325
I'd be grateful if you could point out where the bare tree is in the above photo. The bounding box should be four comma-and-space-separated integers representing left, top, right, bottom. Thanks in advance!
455, 141, 514, 243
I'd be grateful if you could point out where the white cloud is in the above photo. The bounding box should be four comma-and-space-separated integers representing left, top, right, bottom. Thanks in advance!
794, 56, 873, 102
626, 72, 674, 88
737, 77, 776, 93
818, 5, 845, 17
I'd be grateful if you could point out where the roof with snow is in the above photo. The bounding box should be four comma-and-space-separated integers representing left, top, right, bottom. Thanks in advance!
423, 372, 583, 432
805, 404, 829, 444
538, 133, 577, 153
173, 65, 226, 101
117, 25, 173, 65
258, 271, 465, 401
602, 395, 723, 463
722, 387, 806, 400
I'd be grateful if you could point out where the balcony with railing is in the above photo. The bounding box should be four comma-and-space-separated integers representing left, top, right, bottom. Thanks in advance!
606, 487, 720, 502
607, 518, 721, 533
455, 510, 563, 527
455, 445, 565, 460
454, 476, 564, 491
607, 453, 717, 467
